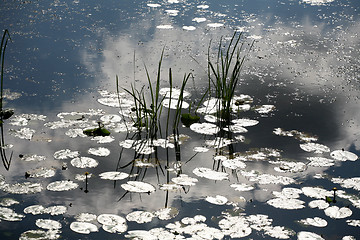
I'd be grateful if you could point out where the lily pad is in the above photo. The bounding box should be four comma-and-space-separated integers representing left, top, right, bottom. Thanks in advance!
299, 142, 330, 154
0, 207, 25, 221
87, 147, 110, 157
190, 122, 220, 135
297, 231, 324, 240
54, 149, 80, 160
181, 113, 200, 127
121, 181, 156, 193
324, 206, 352, 219
35, 219, 62, 230
126, 211, 154, 223
47, 180, 79, 192
193, 167, 229, 181
99, 171, 129, 180
299, 217, 327, 227
71, 157, 98, 168
205, 195, 228, 205
172, 174, 198, 186
70, 221, 98, 234
330, 150, 358, 161
154, 207, 179, 220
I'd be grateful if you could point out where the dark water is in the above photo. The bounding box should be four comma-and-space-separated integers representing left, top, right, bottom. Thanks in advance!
1, 0, 360, 239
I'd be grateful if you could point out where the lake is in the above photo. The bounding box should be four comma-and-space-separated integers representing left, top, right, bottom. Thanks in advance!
1, 0, 360, 239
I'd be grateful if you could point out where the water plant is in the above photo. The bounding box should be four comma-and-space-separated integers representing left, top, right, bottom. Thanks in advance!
207, 32, 254, 127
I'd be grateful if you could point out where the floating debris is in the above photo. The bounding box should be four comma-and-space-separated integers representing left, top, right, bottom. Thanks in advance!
46, 180, 79, 192
126, 210, 154, 224
330, 150, 358, 161
205, 195, 228, 205
193, 167, 229, 181
121, 181, 156, 193
70, 157, 98, 168
70, 221, 98, 234
87, 147, 110, 157
54, 149, 80, 160
299, 142, 330, 154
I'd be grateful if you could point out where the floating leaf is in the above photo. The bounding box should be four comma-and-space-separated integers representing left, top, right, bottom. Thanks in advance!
0, 182, 43, 194
97, 214, 127, 233
91, 136, 115, 143
47, 180, 78, 192
83, 126, 110, 137
193, 167, 229, 181
307, 157, 334, 167
54, 149, 79, 160
87, 147, 110, 157
246, 214, 273, 231
190, 122, 220, 135
267, 198, 305, 210
299, 142, 330, 154
0, 207, 25, 221
297, 231, 324, 240
99, 171, 129, 180
126, 211, 154, 223
162, 98, 189, 109
301, 187, 331, 199
100, 114, 122, 124
324, 206, 352, 219
206, 195, 228, 205
35, 219, 62, 230
71, 157, 98, 168
218, 216, 252, 238
19, 229, 61, 240
26, 167, 56, 178
299, 217, 327, 227
121, 181, 156, 193
263, 226, 295, 239
20, 154, 46, 162
154, 207, 179, 220
9, 127, 35, 140
172, 174, 198, 186
193, 146, 209, 153
330, 150, 358, 161
75, 213, 97, 222
222, 159, 246, 170
70, 222, 98, 234
254, 105, 275, 114
308, 200, 330, 210
0, 198, 19, 207
230, 183, 254, 192
231, 118, 259, 127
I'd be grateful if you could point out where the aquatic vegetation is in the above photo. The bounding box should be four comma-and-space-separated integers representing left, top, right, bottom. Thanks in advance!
19, 229, 61, 240
126, 210, 154, 224
0, 198, 19, 207
23, 205, 67, 216
70, 221, 98, 234
70, 157, 98, 168
121, 181, 156, 193
35, 219, 62, 230
299, 217, 327, 228
205, 195, 228, 205
299, 142, 330, 154
9, 127, 35, 140
267, 198, 305, 210
330, 149, 358, 161
25, 167, 56, 178
46, 180, 78, 192
154, 207, 178, 220
97, 213, 127, 233
0, 206, 25, 221
53, 149, 80, 160
0, 182, 43, 194
324, 206, 352, 219
99, 171, 129, 180
87, 147, 110, 156
297, 231, 324, 240
193, 167, 229, 181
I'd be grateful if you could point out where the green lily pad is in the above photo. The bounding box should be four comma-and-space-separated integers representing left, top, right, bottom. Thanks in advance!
181, 113, 200, 127
83, 126, 110, 137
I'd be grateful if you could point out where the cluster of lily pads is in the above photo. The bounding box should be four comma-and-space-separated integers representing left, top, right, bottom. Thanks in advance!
1, 80, 359, 239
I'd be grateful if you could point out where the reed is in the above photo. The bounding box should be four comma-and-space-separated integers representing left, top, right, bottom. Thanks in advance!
207, 32, 254, 127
